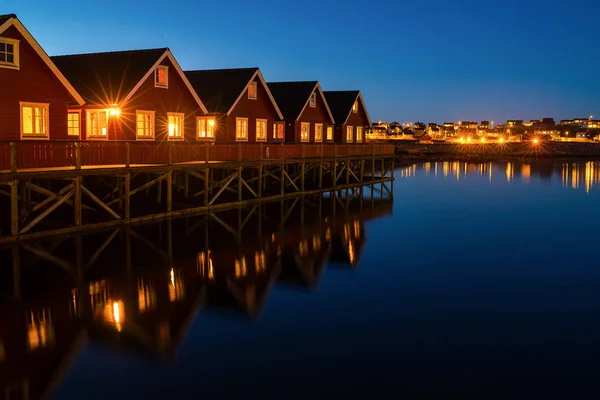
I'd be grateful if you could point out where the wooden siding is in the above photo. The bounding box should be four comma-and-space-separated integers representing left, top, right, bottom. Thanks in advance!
334, 97, 370, 144
288, 91, 332, 143
0, 26, 75, 141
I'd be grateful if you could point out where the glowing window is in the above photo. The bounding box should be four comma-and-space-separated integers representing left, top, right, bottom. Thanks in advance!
274, 122, 285, 140
136, 110, 155, 139
356, 126, 363, 143
315, 123, 323, 142
248, 82, 257, 99
352, 100, 358, 113
301, 122, 310, 142
236, 118, 248, 141
21, 102, 49, 138
309, 92, 316, 107
326, 126, 333, 141
167, 112, 184, 139
87, 110, 108, 138
197, 117, 215, 139
256, 119, 267, 141
155, 66, 168, 88
67, 111, 80, 136
346, 126, 354, 143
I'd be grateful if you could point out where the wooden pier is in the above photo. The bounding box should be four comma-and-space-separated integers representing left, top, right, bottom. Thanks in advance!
0, 141, 395, 244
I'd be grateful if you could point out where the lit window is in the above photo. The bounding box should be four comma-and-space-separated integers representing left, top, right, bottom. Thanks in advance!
138, 278, 156, 312
274, 122, 285, 140
167, 112, 184, 139
315, 123, 323, 142
309, 92, 316, 107
67, 111, 80, 136
346, 126, 354, 143
236, 118, 248, 141
197, 251, 214, 281
169, 268, 185, 302
136, 110, 155, 139
255, 250, 266, 273
352, 100, 358, 113
20, 102, 49, 139
197, 117, 215, 139
235, 256, 247, 278
155, 66, 168, 88
27, 309, 55, 352
87, 110, 108, 138
0, 38, 19, 69
356, 126, 363, 143
248, 82, 257, 99
326, 126, 333, 141
301, 122, 310, 142
256, 119, 267, 141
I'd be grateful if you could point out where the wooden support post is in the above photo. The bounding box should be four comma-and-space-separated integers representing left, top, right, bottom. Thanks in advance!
75, 142, 81, 170
157, 175, 162, 203
117, 176, 123, 212
333, 162, 337, 187
372, 158, 375, 180
125, 225, 132, 274
238, 167, 243, 201
126, 142, 131, 168
319, 161, 323, 189
382, 159, 385, 179
301, 162, 305, 191
124, 173, 131, 219
167, 171, 173, 212
346, 160, 350, 184
75, 235, 83, 281
204, 168, 209, 206
11, 180, 18, 235
167, 219, 173, 264
10, 142, 17, 173
74, 176, 82, 226
184, 171, 189, 197
258, 164, 263, 198
12, 247, 20, 299
360, 160, 365, 182
302, 144, 305, 159
19, 179, 26, 222
259, 143, 263, 160
281, 163, 285, 195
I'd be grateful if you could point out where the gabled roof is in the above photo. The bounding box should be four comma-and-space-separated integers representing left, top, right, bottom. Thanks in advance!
185, 68, 283, 119
267, 81, 335, 124
323, 90, 371, 126
0, 14, 85, 105
51, 48, 207, 112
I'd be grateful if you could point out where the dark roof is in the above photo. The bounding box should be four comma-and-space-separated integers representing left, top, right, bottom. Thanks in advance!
185, 68, 258, 114
267, 81, 317, 120
0, 14, 16, 26
51, 48, 168, 104
323, 91, 359, 124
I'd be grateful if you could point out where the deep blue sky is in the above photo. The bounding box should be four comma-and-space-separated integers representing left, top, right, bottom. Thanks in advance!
4, 0, 600, 123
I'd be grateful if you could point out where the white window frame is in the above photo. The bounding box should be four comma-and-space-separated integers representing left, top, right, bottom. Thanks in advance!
67, 110, 81, 138
0, 37, 20, 70
236, 118, 248, 141
326, 125, 334, 142
300, 122, 310, 143
155, 65, 169, 88
356, 126, 363, 143
346, 126, 354, 143
20, 102, 49, 140
248, 82, 257, 100
315, 123, 323, 142
167, 112, 185, 140
86, 109, 109, 140
309, 92, 316, 108
274, 122, 285, 140
136, 110, 155, 140
196, 117, 215, 140
256, 119, 267, 141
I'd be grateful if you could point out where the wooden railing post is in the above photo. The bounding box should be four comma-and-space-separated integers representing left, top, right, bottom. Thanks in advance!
126, 142, 131, 168
334, 144, 338, 158
75, 142, 81, 170
10, 142, 17, 173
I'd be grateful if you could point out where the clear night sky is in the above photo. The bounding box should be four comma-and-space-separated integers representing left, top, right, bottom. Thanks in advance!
4, 0, 600, 123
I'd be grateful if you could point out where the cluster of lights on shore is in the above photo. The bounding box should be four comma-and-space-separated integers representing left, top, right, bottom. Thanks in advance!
457, 136, 539, 145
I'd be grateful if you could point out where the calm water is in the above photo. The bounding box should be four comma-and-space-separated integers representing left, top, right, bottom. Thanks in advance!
2, 160, 600, 398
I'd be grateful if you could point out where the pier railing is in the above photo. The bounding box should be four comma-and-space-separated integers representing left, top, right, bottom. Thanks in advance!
0, 141, 395, 172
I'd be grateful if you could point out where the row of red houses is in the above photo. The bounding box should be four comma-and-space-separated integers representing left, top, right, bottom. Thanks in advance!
0, 14, 372, 146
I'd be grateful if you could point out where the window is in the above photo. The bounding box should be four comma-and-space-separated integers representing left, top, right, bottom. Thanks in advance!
20, 102, 49, 139
87, 110, 108, 138
197, 117, 215, 139
256, 119, 267, 141
352, 100, 358, 113
136, 110, 155, 140
356, 126, 363, 143
274, 122, 285, 140
346, 126, 354, 143
309, 92, 316, 107
0, 38, 19, 69
155, 66, 168, 88
248, 81, 257, 99
300, 122, 310, 142
327, 125, 333, 141
236, 118, 248, 141
167, 112, 184, 139
315, 123, 323, 142
67, 111, 80, 136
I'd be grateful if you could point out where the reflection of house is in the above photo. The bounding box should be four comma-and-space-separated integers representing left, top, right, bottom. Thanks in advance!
330, 219, 366, 268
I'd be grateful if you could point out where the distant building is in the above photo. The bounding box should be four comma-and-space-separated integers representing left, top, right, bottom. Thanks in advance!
507, 120, 524, 127
442, 122, 456, 137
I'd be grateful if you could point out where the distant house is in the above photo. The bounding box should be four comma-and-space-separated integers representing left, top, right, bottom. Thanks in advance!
0, 14, 85, 141
267, 81, 335, 143
323, 91, 371, 144
52, 48, 207, 141
185, 68, 284, 143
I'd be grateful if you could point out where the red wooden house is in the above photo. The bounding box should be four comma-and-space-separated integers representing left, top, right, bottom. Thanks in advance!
51, 48, 207, 141
267, 81, 335, 144
0, 14, 85, 141
184, 68, 284, 143
323, 91, 371, 144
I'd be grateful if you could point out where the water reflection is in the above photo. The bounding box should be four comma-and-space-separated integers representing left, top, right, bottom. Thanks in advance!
399, 160, 600, 193
0, 184, 392, 400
